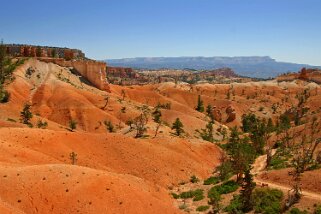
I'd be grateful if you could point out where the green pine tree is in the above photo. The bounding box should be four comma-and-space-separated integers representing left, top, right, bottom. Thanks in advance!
171, 118, 184, 136
240, 166, 256, 212
196, 95, 204, 112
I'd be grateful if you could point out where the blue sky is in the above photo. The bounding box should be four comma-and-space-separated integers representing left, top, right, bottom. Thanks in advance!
1, 0, 320, 65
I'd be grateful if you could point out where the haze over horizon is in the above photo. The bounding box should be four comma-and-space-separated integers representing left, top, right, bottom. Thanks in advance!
1, 0, 320, 65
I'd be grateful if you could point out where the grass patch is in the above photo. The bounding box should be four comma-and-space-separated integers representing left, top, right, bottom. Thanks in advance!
196, 205, 210, 212
203, 176, 220, 185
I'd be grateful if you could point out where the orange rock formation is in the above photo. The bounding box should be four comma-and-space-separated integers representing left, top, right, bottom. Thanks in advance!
41, 58, 110, 92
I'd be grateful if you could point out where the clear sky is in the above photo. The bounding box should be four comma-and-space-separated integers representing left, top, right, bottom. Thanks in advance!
1, 0, 320, 65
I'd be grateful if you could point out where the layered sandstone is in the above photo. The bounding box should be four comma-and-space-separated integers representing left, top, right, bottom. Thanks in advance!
106, 66, 138, 78
5, 44, 85, 59
41, 58, 110, 92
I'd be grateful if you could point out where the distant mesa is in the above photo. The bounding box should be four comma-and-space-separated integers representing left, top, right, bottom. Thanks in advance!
106, 56, 321, 78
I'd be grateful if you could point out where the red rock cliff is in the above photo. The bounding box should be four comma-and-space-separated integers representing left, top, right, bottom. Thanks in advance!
41, 58, 110, 92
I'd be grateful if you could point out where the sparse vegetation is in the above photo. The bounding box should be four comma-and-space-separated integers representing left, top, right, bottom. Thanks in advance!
203, 176, 220, 185
37, 119, 48, 129
196, 205, 210, 212
288, 208, 308, 214
171, 118, 184, 136
101, 95, 109, 110
69, 152, 78, 165
20, 103, 33, 127
208, 187, 222, 214
190, 175, 199, 183
69, 119, 77, 131
0, 87, 9, 103
175, 189, 204, 201
152, 107, 162, 137
133, 108, 149, 138
197, 121, 215, 142
252, 188, 283, 214
104, 120, 115, 132
195, 95, 204, 112
156, 102, 171, 109
0, 41, 25, 103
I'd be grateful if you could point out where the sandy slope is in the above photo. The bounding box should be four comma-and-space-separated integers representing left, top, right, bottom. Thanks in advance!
0, 127, 221, 214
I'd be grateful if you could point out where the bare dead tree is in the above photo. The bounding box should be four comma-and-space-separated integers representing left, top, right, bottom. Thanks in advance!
69, 152, 78, 165
133, 105, 149, 138
101, 95, 109, 110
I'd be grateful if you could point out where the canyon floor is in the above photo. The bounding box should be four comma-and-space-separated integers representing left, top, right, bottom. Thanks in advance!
0, 58, 321, 213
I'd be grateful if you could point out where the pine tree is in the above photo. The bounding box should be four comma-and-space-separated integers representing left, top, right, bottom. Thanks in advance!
240, 166, 256, 212
267, 118, 274, 133
20, 103, 33, 125
227, 127, 256, 183
195, 95, 204, 112
206, 104, 215, 122
69, 119, 77, 131
172, 118, 184, 136
198, 121, 214, 142
208, 189, 221, 214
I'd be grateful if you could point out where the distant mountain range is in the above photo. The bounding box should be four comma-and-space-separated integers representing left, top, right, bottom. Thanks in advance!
105, 56, 320, 78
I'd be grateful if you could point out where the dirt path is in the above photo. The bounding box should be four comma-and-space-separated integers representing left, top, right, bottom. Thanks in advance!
252, 152, 321, 201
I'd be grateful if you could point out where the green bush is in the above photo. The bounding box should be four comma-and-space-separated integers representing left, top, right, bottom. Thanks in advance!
196, 205, 210, 212
69, 119, 77, 131
207, 188, 221, 201
171, 192, 179, 199
37, 120, 48, 129
216, 160, 234, 181
252, 188, 283, 214
0, 87, 9, 103
224, 195, 243, 214
203, 176, 220, 185
210, 180, 239, 195
288, 208, 308, 214
178, 189, 204, 201
269, 155, 288, 170
190, 175, 199, 183
193, 189, 205, 201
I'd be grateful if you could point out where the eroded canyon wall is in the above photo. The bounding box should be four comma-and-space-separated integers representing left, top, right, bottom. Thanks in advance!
41, 58, 110, 92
